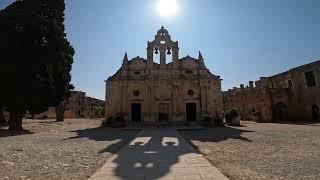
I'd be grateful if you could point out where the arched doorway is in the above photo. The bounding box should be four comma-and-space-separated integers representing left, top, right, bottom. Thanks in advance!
273, 102, 288, 122
312, 104, 319, 120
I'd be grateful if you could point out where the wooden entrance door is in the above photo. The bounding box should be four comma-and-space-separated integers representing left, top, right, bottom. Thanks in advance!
131, 103, 141, 122
158, 103, 169, 122
186, 103, 196, 122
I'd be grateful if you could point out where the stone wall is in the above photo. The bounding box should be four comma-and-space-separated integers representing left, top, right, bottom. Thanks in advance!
37, 91, 105, 119
223, 60, 320, 122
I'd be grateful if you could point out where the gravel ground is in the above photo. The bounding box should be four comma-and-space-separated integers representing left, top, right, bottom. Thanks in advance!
181, 121, 320, 180
0, 119, 138, 180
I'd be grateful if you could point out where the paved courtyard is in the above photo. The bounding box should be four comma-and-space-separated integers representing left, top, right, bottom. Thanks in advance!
181, 121, 320, 180
0, 119, 138, 180
89, 129, 229, 180
2, 120, 320, 180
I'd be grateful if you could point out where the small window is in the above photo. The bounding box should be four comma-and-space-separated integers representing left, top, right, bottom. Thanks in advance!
305, 71, 316, 87
133, 90, 140, 96
134, 71, 140, 75
287, 80, 293, 88
187, 90, 194, 96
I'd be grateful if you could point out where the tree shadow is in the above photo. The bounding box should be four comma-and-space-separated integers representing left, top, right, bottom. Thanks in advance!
0, 129, 33, 138
89, 128, 239, 179
66, 127, 251, 179
180, 126, 253, 144
62, 127, 139, 154
38, 120, 61, 124
92, 129, 200, 179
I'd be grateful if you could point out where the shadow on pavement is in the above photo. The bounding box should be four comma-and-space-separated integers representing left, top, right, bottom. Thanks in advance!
180, 126, 253, 144
63, 127, 139, 154
65, 127, 244, 179
88, 128, 229, 179
0, 129, 33, 138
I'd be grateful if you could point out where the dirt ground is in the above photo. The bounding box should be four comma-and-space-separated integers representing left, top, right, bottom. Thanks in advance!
0, 119, 138, 180
181, 121, 320, 180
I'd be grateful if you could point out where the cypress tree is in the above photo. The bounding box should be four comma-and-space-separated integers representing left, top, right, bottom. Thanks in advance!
0, 0, 74, 130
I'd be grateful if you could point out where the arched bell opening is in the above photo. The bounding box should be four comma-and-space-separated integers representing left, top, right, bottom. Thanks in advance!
153, 46, 160, 64
166, 46, 173, 64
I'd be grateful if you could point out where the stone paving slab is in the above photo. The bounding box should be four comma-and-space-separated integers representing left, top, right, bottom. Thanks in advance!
89, 129, 229, 180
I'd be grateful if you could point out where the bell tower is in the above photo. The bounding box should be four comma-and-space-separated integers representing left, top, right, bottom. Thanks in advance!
147, 26, 179, 69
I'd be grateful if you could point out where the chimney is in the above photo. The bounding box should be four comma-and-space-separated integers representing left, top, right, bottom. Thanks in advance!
249, 81, 254, 88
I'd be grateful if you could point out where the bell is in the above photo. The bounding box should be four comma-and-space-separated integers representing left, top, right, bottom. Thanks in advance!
155, 47, 159, 54
167, 47, 172, 55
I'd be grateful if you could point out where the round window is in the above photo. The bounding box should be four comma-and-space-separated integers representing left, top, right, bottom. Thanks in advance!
133, 90, 140, 96
188, 90, 194, 96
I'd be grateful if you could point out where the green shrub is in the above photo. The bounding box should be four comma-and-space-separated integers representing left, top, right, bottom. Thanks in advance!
225, 113, 232, 124
225, 108, 240, 125
214, 117, 224, 126
229, 108, 240, 118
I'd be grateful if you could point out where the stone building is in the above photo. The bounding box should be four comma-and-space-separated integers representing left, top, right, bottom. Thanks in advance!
64, 91, 86, 118
223, 60, 320, 122
85, 97, 105, 118
105, 27, 223, 125
37, 91, 104, 119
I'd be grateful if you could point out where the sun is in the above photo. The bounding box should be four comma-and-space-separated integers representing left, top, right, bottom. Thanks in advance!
156, 0, 179, 17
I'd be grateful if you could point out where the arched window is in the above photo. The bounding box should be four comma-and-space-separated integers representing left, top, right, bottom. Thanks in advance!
272, 102, 288, 122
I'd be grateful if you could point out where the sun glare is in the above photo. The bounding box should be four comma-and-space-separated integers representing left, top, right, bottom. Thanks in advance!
156, 0, 179, 17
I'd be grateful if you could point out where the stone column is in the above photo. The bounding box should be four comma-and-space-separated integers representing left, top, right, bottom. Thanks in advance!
151, 83, 156, 122
147, 47, 153, 69
200, 83, 208, 113
160, 47, 166, 70
179, 81, 184, 113
172, 47, 179, 68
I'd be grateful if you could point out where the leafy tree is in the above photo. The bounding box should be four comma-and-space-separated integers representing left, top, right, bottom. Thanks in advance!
93, 106, 103, 117
0, 0, 74, 130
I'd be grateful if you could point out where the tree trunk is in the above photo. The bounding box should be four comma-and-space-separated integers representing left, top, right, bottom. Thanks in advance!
0, 107, 5, 125
9, 111, 23, 131
56, 102, 65, 122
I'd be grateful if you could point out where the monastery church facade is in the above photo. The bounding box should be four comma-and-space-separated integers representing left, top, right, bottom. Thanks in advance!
105, 27, 222, 124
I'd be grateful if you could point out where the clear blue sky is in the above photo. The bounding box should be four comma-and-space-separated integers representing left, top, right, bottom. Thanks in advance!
1, 0, 320, 100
